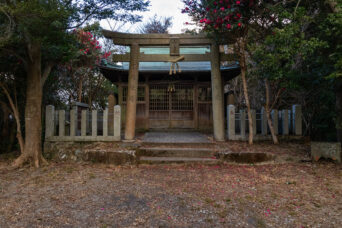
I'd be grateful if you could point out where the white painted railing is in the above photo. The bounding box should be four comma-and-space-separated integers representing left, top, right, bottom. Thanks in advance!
227, 105, 302, 141
45, 105, 121, 142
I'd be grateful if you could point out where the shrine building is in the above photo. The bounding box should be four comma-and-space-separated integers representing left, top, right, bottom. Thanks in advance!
100, 31, 240, 141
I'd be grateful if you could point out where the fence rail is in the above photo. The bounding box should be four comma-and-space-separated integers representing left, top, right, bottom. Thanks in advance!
227, 104, 302, 141
45, 105, 121, 142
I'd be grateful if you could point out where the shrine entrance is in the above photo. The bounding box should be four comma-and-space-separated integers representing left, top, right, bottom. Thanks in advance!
149, 83, 194, 129
101, 30, 240, 141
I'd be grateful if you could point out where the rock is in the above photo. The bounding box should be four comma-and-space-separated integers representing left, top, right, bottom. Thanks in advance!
311, 142, 341, 163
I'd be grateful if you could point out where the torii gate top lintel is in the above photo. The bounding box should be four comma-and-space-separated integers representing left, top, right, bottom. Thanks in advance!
102, 30, 232, 46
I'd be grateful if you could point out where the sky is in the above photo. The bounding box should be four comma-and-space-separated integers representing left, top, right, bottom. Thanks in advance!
100, 0, 196, 34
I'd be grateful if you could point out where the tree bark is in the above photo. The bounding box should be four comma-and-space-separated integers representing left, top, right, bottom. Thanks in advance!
238, 38, 253, 145
0, 84, 25, 153
265, 79, 279, 144
12, 42, 47, 168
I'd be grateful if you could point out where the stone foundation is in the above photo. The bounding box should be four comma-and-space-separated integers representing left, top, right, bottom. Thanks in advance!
44, 142, 136, 165
218, 152, 275, 163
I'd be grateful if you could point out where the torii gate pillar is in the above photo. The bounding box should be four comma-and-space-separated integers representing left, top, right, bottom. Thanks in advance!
125, 43, 140, 140
210, 43, 225, 141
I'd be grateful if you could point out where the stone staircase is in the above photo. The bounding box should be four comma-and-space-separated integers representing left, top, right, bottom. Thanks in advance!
137, 143, 222, 164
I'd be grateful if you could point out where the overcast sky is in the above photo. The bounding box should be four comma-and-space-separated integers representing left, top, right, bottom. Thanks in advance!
101, 0, 195, 34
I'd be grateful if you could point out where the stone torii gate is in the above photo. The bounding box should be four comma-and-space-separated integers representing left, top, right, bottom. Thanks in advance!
103, 30, 236, 141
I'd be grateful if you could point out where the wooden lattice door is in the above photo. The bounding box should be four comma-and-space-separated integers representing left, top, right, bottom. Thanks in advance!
149, 83, 194, 128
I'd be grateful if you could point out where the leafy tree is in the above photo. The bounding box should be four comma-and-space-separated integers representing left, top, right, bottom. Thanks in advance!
138, 14, 173, 34
63, 25, 112, 104
250, 7, 327, 143
0, 0, 149, 167
322, 0, 342, 143
182, 0, 282, 144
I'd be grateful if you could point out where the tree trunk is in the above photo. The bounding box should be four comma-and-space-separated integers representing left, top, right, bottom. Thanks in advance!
238, 39, 253, 145
12, 42, 47, 168
265, 79, 279, 144
0, 85, 25, 154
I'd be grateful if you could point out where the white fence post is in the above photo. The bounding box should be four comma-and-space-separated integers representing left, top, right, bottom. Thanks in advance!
45, 105, 55, 138
227, 105, 235, 140
240, 110, 246, 139
281, 110, 289, 135
261, 107, 267, 135
70, 108, 76, 137
92, 110, 97, 137
45, 105, 122, 142
103, 108, 108, 137
293, 105, 302, 136
58, 110, 65, 137
114, 105, 121, 139
81, 110, 87, 136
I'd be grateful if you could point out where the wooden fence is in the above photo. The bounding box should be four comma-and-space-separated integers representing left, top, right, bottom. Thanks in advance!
227, 105, 302, 141
45, 105, 121, 142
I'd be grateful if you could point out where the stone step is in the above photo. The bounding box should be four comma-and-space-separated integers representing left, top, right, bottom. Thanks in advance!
141, 142, 215, 148
138, 147, 216, 158
138, 156, 221, 164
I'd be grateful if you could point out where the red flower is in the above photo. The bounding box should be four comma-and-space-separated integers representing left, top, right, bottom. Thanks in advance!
220, 7, 225, 11
238, 22, 242, 27
236, 1, 240, 5
226, 24, 231, 29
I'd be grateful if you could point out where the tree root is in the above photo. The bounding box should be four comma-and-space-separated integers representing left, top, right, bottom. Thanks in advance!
12, 153, 48, 169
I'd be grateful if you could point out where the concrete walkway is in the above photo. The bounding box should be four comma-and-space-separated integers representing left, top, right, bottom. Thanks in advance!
143, 132, 211, 143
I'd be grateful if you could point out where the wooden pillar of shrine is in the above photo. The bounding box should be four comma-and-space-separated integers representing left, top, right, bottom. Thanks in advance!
125, 43, 140, 140
210, 43, 225, 141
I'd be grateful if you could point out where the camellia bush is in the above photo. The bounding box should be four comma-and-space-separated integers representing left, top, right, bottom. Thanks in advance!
61, 28, 112, 104
72, 29, 111, 66
182, 0, 279, 34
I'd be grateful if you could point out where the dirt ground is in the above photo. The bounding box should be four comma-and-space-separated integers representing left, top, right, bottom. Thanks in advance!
0, 144, 341, 228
